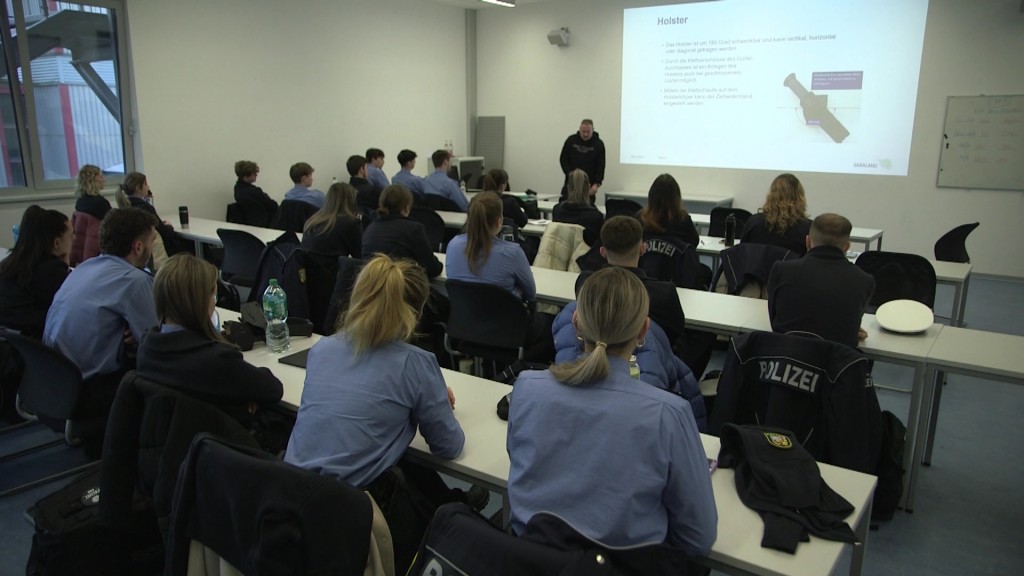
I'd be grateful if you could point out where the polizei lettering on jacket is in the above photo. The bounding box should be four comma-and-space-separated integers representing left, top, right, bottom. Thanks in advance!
758, 360, 819, 393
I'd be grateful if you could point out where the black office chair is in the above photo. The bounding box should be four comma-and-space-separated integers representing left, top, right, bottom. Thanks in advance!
855, 251, 936, 310
409, 502, 690, 575
216, 229, 266, 289
225, 202, 245, 224
272, 199, 318, 233
322, 257, 366, 336
708, 207, 752, 238
304, 252, 341, 335
166, 434, 377, 576
444, 279, 533, 377
0, 330, 98, 497
423, 193, 463, 213
934, 222, 979, 263
605, 198, 643, 219
407, 206, 448, 252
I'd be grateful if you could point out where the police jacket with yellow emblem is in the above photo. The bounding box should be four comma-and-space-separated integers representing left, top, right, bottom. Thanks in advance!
709, 330, 883, 476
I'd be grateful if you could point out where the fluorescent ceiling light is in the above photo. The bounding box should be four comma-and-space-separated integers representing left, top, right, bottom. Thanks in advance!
481, 0, 515, 7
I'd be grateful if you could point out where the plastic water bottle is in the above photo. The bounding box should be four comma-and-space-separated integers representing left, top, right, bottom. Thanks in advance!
460, 179, 467, 195
724, 213, 736, 246
262, 279, 290, 353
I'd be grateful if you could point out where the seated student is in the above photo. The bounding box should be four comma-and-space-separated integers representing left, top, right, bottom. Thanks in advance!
365, 147, 390, 191
508, 267, 717, 556
74, 164, 111, 221
116, 172, 177, 254
741, 173, 812, 254
637, 173, 700, 248
575, 216, 685, 344
283, 162, 325, 208
347, 154, 381, 216
233, 160, 278, 226
362, 185, 443, 278
422, 149, 469, 212
444, 192, 534, 300
768, 213, 875, 349
0, 206, 72, 338
391, 149, 426, 199
136, 254, 284, 440
483, 169, 527, 228
284, 255, 486, 567
44, 209, 160, 448
553, 169, 604, 246
301, 182, 362, 259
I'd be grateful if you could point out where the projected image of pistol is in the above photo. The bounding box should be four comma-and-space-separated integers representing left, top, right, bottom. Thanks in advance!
784, 73, 850, 143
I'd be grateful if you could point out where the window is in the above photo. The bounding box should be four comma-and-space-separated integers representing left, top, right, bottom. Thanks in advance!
0, 0, 131, 191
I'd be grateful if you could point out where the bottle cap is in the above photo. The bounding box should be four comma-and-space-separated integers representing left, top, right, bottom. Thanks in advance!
269, 279, 279, 285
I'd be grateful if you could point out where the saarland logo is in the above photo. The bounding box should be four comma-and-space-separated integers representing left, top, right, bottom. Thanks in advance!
763, 432, 793, 449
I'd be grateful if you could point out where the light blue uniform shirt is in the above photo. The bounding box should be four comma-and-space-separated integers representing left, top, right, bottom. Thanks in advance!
445, 234, 536, 301
507, 359, 718, 555
391, 168, 426, 198
43, 254, 158, 379
283, 185, 325, 208
367, 164, 390, 191
284, 333, 464, 488
423, 169, 469, 211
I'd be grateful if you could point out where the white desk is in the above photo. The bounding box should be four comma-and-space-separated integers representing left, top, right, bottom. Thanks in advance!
243, 335, 875, 576
436, 210, 548, 237
930, 260, 972, 327
163, 215, 296, 257
603, 190, 734, 212
910, 328, 1024, 509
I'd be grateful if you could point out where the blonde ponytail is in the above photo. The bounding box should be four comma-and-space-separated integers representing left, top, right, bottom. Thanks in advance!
550, 267, 649, 386
340, 255, 429, 355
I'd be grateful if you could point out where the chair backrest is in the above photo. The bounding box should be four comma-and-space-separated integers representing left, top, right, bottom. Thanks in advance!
323, 257, 366, 336
423, 193, 463, 213
712, 242, 795, 298
70, 211, 102, 267
0, 330, 82, 427
409, 503, 680, 576
271, 200, 318, 233
216, 228, 266, 287
708, 207, 752, 238
640, 232, 704, 290
100, 373, 259, 538
855, 251, 936, 309
166, 434, 373, 576
445, 279, 532, 360
934, 222, 979, 263
605, 198, 643, 219
225, 202, 246, 224
407, 206, 447, 251
304, 252, 341, 335
711, 330, 882, 476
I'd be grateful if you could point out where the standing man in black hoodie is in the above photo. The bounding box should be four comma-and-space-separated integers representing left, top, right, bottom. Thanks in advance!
559, 118, 606, 201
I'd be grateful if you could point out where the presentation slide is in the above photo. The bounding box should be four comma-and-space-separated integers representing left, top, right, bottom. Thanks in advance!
620, 0, 929, 176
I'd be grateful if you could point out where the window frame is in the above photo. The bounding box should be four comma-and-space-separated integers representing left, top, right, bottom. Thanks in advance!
0, 0, 134, 200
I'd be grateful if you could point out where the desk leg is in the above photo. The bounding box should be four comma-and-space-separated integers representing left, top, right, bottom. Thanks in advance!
876, 234, 883, 250
956, 274, 970, 327
923, 370, 945, 465
905, 365, 940, 512
850, 494, 873, 576
900, 363, 926, 512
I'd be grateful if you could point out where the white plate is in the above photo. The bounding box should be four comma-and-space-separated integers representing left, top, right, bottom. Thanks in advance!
876, 299, 934, 334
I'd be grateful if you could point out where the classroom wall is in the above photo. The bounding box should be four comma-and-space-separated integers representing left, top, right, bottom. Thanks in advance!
475, 0, 1024, 277
124, 0, 469, 222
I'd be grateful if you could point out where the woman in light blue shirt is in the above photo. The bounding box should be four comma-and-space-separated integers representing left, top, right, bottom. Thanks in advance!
445, 191, 535, 301
508, 267, 717, 557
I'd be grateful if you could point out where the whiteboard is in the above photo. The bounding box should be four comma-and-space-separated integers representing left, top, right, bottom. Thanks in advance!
938, 95, 1024, 191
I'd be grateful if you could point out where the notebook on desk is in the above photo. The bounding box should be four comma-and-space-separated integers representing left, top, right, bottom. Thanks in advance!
278, 348, 310, 369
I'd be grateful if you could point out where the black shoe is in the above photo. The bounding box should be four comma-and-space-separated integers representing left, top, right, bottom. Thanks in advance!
465, 485, 490, 512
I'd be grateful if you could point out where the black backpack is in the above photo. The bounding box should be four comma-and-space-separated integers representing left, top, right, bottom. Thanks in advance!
26, 469, 163, 576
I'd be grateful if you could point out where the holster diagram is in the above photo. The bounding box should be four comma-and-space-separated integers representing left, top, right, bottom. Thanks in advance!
784, 73, 850, 143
